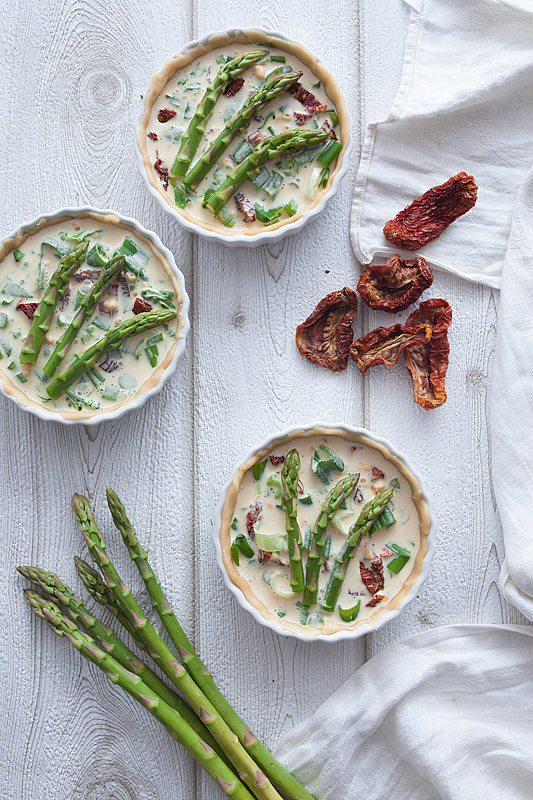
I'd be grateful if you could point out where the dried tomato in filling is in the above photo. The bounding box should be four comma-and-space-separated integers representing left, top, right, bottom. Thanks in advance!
383, 172, 477, 250
350, 323, 431, 374
357, 255, 433, 313
404, 298, 452, 410
295, 287, 358, 372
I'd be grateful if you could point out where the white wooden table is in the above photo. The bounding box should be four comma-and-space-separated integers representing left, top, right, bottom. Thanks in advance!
1, 1, 529, 797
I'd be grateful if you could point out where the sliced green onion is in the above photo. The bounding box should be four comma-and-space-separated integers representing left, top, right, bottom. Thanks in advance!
215, 206, 236, 228
231, 541, 240, 565
389, 477, 401, 490
258, 112, 276, 130
232, 140, 253, 164
0, 312, 8, 329
318, 167, 330, 188
339, 601, 361, 622
253, 460, 267, 480
231, 517, 238, 531
86, 242, 108, 267
146, 332, 164, 346
311, 445, 344, 484
266, 474, 283, 498
317, 140, 342, 166
255, 531, 287, 552
261, 171, 284, 199
173, 183, 191, 209
102, 385, 120, 401
1, 281, 32, 298
387, 542, 410, 557
327, 109, 339, 127
145, 344, 159, 367
369, 507, 396, 535
251, 167, 271, 189
234, 534, 254, 558
387, 555, 410, 574
13, 249, 24, 261
306, 165, 323, 199
270, 55, 285, 63
300, 493, 313, 505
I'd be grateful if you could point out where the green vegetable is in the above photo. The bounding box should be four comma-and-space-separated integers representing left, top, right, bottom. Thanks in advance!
231, 517, 238, 531
36, 236, 71, 290
233, 534, 254, 558
252, 460, 267, 480
46, 309, 176, 399
327, 109, 339, 127
171, 50, 267, 177
339, 602, 360, 622
303, 473, 360, 607
281, 450, 304, 593
255, 531, 286, 551
116, 237, 148, 278
204, 129, 329, 217
141, 288, 175, 310
387, 555, 410, 574
43, 253, 125, 377
145, 343, 158, 367
13, 249, 24, 261
1, 281, 32, 298
369, 507, 396, 535
0, 312, 8, 328
20, 241, 89, 365
261, 171, 284, 199
86, 242, 108, 267
317, 139, 342, 166
299, 493, 312, 505
311, 444, 344, 484
321, 488, 395, 614
232, 139, 253, 164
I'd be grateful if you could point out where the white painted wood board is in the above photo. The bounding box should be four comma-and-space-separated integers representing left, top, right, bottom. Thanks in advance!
0, 0, 528, 798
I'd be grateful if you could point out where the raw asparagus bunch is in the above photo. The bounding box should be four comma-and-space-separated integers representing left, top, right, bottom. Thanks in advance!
280, 451, 305, 593
171, 50, 267, 177
105, 489, 314, 800
321, 487, 395, 613
43, 253, 125, 377
71, 494, 288, 800
20, 240, 88, 364
205, 129, 329, 216
46, 308, 176, 399
23, 589, 254, 800
181, 69, 303, 190
17, 565, 228, 761
303, 473, 360, 607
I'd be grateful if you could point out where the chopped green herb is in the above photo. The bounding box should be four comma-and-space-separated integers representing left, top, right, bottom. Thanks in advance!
13, 249, 24, 261
253, 460, 267, 480
16, 372, 28, 383
231, 517, 238, 531
389, 477, 401, 490
258, 111, 276, 130
300, 493, 313, 505
311, 445, 344, 484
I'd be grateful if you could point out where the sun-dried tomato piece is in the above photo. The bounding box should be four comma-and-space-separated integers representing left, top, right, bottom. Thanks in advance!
158, 108, 177, 123
288, 83, 327, 113
294, 112, 312, 126
257, 549, 272, 564
148, 132, 158, 141
383, 172, 478, 250
366, 594, 384, 608
223, 77, 245, 97
357, 255, 433, 313
350, 323, 431, 374
154, 150, 169, 191
16, 301, 38, 319
296, 287, 358, 372
97, 355, 119, 373
354, 487, 364, 504
74, 270, 100, 282
246, 502, 262, 539
235, 193, 256, 223
371, 467, 385, 480
404, 298, 452, 410
359, 560, 384, 595
247, 130, 264, 147
269, 455, 285, 466
132, 297, 153, 315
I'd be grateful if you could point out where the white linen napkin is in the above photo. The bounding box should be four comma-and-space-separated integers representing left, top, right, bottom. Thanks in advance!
351, 0, 533, 288
274, 624, 533, 800
491, 168, 533, 621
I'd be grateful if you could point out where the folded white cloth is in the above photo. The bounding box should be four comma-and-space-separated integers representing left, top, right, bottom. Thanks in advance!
274, 624, 533, 799
351, 0, 533, 289
491, 169, 533, 621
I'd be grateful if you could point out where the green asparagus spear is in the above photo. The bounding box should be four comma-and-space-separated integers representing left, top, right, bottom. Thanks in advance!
205, 129, 329, 216
171, 50, 267, 177
105, 489, 316, 800
17, 565, 229, 765
23, 590, 252, 800
71, 494, 286, 800
19, 240, 88, 364
303, 473, 360, 607
43, 253, 125, 377
321, 488, 395, 613
46, 308, 176, 399
181, 69, 302, 190
280, 452, 304, 594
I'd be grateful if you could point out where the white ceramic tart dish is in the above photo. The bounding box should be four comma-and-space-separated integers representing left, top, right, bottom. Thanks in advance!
0, 207, 190, 424
215, 423, 435, 641
136, 28, 352, 246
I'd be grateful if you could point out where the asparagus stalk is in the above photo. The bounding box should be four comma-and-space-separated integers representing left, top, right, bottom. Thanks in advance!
71, 494, 286, 800
74, 556, 149, 653
171, 50, 267, 177
205, 129, 329, 216
43, 253, 125, 377
46, 308, 176, 399
23, 590, 253, 800
321, 487, 395, 613
181, 69, 303, 190
17, 565, 229, 765
303, 473, 360, 607
105, 489, 316, 800
19, 240, 89, 364
280, 452, 304, 594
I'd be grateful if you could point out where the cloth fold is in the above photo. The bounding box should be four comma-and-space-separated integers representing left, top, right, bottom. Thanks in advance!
351, 0, 533, 288
274, 625, 533, 800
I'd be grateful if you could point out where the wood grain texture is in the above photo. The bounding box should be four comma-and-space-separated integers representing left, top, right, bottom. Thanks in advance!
1, 0, 530, 797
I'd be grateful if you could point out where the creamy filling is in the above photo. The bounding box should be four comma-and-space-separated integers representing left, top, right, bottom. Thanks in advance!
225, 434, 425, 633
144, 42, 340, 233
0, 215, 182, 417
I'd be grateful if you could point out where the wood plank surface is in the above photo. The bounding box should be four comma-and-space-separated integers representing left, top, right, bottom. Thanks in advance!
0, 0, 528, 798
